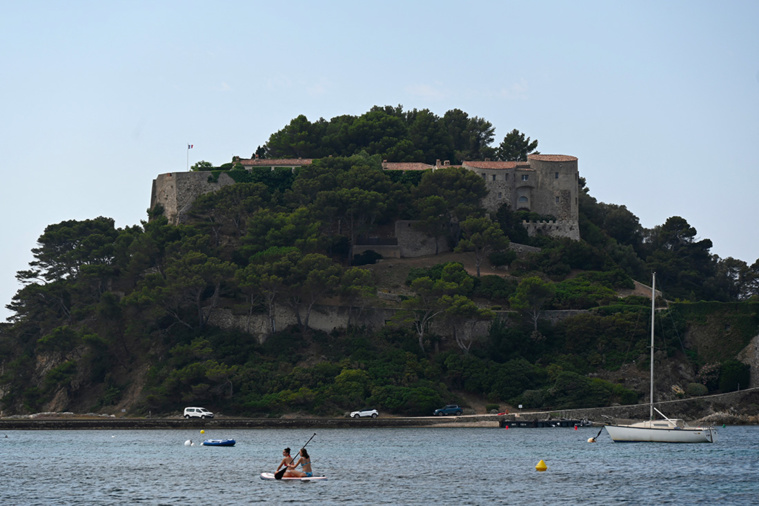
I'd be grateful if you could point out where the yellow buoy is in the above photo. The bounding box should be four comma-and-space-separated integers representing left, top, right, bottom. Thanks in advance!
200, 429, 205, 434
536, 459, 547, 472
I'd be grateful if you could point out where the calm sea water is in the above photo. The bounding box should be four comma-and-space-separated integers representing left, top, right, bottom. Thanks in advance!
1, 426, 757, 505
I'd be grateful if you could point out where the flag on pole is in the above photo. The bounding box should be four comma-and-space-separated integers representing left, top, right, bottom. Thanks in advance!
187, 144, 194, 171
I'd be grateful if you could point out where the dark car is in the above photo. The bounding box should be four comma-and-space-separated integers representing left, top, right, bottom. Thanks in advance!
434, 404, 463, 416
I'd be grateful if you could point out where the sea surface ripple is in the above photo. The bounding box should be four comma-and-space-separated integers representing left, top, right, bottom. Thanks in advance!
1, 426, 757, 504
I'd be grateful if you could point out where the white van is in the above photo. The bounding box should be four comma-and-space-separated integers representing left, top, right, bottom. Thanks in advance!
183, 407, 214, 419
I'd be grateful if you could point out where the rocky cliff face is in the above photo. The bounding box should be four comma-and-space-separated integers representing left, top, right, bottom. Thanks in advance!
738, 335, 759, 387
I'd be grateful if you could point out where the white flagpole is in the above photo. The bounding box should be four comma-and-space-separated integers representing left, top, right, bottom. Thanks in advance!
187, 144, 189, 171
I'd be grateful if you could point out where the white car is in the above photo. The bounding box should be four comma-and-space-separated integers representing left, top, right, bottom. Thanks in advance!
350, 408, 379, 418
183, 407, 214, 419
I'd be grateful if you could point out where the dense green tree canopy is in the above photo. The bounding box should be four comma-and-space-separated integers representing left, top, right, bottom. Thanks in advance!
2, 105, 755, 421
455, 217, 510, 277
645, 216, 716, 300
496, 129, 539, 161
17, 217, 119, 284
510, 276, 556, 335
415, 167, 487, 225
260, 106, 504, 165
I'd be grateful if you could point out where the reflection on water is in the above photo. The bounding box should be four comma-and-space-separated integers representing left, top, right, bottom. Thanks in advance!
1, 426, 758, 504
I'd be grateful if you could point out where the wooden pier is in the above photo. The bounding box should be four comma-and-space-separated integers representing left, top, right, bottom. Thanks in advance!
499, 418, 591, 428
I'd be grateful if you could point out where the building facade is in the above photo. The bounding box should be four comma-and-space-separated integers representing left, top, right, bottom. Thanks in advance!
383, 154, 581, 240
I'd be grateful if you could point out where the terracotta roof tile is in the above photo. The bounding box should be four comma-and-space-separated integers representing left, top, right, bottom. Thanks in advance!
527, 154, 577, 162
382, 162, 434, 171
463, 161, 518, 169
238, 158, 313, 166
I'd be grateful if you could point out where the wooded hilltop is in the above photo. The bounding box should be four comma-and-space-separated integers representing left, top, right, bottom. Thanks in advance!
1, 106, 758, 419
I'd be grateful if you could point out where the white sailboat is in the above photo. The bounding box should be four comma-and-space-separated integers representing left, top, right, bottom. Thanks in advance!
604, 273, 716, 443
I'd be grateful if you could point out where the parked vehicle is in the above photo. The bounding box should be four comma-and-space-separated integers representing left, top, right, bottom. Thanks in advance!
350, 408, 379, 418
434, 405, 463, 416
183, 407, 214, 419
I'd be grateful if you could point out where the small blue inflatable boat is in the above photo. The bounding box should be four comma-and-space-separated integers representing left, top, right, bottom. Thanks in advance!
202, 439, 235, 447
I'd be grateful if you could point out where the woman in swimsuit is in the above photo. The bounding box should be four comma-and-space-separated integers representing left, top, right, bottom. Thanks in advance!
287, 448, 313, 478
276, 448, 295, 477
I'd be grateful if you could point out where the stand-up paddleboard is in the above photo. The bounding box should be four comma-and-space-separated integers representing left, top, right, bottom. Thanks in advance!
260, 472, 327, 481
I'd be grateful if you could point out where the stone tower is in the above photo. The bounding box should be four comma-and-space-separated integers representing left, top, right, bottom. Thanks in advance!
459, 154, 580, 240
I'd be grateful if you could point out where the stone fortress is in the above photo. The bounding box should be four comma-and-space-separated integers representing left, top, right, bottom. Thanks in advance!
150, 154, 582, 339
150, 158, 311, 225
150, 153, 580, 255
382, 154, 580, 241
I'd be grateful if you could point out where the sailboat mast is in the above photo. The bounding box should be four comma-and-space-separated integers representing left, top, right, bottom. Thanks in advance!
650, 272, 656, 421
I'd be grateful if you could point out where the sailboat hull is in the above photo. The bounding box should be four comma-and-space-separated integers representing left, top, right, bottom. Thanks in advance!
604, 273, 716, 444
605, 424, 715, 443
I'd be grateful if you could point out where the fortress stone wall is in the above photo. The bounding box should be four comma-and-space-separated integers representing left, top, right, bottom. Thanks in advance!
352, 221, 450, 259
463, 155, 580, 240
152, 154, 580, 240
395, 220, 449, 257
208, 303, 492, 346
151, 171, 236, 224
384, 154, 581, 241
522, 220, 581, 241
151, 159, 312, 225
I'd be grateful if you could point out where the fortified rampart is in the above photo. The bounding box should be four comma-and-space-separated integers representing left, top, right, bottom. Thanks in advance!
207, 303, 494, 345
383, 154, 581, 241
152, 155, 581, 241
353, 221, 543, 259
151, 158, 312, 225
210, 300, 759, 389
353, 220, 448, 258
522, 220, 581, 241
522, 155, 579, 222
151, 171, 236, 224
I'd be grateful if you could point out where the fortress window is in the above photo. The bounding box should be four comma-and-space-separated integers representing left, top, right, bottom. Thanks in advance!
492, 175, 497, 181
521, 175, 529, 181
555, 172, 559, 179
518, 196, 528, 203
498, 192, 503, 199
482, 173, 486, 180
555, 196, 560, 204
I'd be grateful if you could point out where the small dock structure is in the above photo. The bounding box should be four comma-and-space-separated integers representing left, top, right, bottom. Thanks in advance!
499, 418, 592, 428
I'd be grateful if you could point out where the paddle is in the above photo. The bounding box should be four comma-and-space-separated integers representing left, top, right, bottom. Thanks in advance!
275, 433, 316, 480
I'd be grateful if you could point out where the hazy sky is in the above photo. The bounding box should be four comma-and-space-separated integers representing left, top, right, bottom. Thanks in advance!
2, 0, 758, 321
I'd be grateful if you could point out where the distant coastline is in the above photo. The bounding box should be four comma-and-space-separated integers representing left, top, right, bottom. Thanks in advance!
0, 414, 500, 430
3, 388, 759, 431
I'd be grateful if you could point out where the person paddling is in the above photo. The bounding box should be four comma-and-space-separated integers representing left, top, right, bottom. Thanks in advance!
275, 448, 294, 477
285, 448, 313, 478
